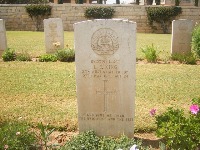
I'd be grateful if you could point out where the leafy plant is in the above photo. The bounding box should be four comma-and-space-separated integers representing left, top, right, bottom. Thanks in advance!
141, 44, 159, 63
56, 48, 75, 62
16, 52, 32, 61
84, 7, 115, 19
2, 48, 16, 61
192, 24, 200, 58
25, 4, 52, 31
146, 6, 182, 33
171, 52, 197, 65
152, 98, 200, 149
155, 0, 160, 5
35, 122, 58, 150
175, 0, 181, 6
39, 54, 57, 62
194, 0, 198, 6
61, 130, 148, 150
0, 121, 37, 149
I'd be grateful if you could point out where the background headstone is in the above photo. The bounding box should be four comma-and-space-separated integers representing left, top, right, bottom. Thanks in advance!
44, 18, 64, 53
0, 19, 7, 56
74, 19, 136, 137
171, 19, 194, 55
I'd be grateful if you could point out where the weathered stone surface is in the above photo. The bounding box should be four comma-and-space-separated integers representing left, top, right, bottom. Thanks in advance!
44, 18, 64, 53
0, 19, 7, 56
171, 19, 194, 55
74, 19, 136, 137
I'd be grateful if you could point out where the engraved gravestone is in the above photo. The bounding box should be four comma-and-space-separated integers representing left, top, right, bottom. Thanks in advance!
74, 19, 136, 137
43, 18, 64, 53
171, 19, 194, 55
0, 19, 7, 56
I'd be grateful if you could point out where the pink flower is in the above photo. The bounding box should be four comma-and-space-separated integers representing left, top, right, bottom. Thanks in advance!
16, 132, 20, 136
190, 104, 199, 114
150, 108, 156, 116
4, 145, 9, 149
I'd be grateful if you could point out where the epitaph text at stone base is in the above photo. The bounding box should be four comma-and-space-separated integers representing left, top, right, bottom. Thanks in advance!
74, 19, 136, 137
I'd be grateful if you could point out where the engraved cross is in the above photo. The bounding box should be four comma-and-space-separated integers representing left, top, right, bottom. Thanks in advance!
96, 79, 116, 112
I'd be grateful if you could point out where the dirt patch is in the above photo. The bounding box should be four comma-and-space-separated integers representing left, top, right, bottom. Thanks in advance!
134, 132, 161, 149
47, 131, 161, 149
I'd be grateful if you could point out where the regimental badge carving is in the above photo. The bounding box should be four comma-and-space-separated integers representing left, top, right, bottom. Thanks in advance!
91, 28, 119, 56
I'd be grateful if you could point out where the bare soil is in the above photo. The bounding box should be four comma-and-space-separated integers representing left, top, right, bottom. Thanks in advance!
47, 131, 161, 149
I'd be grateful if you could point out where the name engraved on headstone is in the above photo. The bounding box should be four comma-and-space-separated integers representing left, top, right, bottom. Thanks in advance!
82, 59, 129, 79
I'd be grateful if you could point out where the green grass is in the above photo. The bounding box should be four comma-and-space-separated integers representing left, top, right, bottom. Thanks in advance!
0, 61, 200, 132
6, 31, 170, 59
7, 31, 74, 57
1, 31, 199, 132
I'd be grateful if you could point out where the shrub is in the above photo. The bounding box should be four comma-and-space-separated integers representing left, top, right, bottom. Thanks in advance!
56, 48, 75, 62
192, 24, 200, 58
171, 52, 196, 65
194, 0, 198, 6
2, 48, 16, 61
84, 7, 115, 19
141, 44, 159, 63
61, 130, 147, 150
36, 122, 58, 149
39, 54, 57, 62
0, 121, 37, 149
25, 4, 52, 31
16, 52, 32, 61
146, 6, 182, 33
152, 98, 200, 149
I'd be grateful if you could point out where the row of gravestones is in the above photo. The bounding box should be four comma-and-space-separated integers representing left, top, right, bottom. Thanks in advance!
0, 18, 65, 55
0, 18, 194, 57
0, 18, 195, 137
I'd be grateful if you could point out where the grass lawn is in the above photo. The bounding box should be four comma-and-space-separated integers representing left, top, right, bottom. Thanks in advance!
7, 31, 171, 59
1, 31, 200, 132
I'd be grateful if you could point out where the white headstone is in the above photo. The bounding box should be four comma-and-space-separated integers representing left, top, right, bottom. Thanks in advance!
0, 19, 7, 56
74, 19, 136, 137
44, 18, 64, 53
171, 19, 194, 55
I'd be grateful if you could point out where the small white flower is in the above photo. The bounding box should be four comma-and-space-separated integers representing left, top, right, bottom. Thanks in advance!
130, 144, 139, 150
16, 132, 20, 135
18, 116, 22, 120
56, 42, 60, 46
4, 145, 9, 149
53, 42, 61, 48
